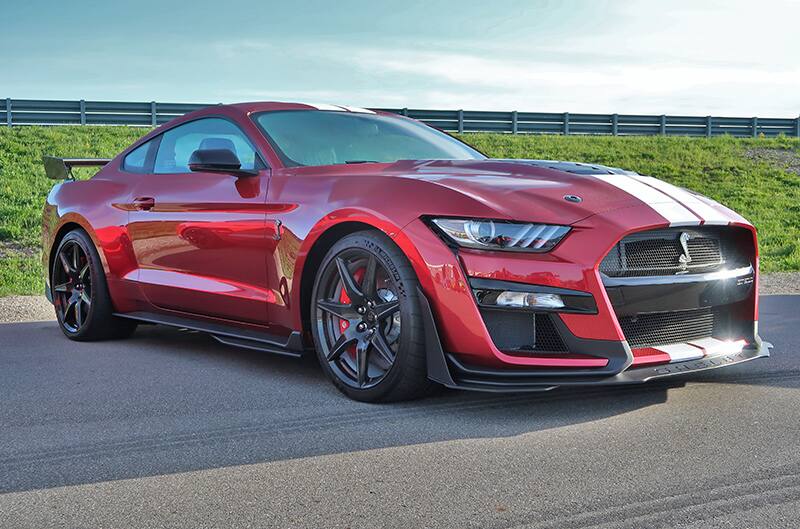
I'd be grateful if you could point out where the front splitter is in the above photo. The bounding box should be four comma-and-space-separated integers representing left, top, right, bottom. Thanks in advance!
439, 342, 771, 393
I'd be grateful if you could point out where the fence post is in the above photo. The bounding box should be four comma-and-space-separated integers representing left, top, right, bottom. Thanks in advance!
612, 113, 618, 136
457, 109, 464, 133
5, 98, 10, 127
706, 116, 712, 138
511, 111, 518, 134
660, 114, 666, 135
150, 101, 157, 127
796, 116, 800, 137
752, 117, 758, 138
79, 99, 86, 125
563, 112, 570, 135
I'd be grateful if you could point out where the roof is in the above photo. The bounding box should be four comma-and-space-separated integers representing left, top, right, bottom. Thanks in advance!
223, 101, 377, 114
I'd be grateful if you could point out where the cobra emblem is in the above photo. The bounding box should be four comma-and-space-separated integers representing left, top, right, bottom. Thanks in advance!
678, 232, 692, 269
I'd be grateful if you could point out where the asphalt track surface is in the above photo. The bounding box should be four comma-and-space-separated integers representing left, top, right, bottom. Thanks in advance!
1, 295, 798, 528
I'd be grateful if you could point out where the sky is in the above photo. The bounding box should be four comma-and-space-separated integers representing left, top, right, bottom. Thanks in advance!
2, 0, 799, 117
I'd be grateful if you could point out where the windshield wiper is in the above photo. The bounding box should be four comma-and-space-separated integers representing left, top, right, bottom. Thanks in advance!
344, 160, 379, 164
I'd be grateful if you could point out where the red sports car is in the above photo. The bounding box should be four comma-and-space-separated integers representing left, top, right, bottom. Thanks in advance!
41, 102, 770, 401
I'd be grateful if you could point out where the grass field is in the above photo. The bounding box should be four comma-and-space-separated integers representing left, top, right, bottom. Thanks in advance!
1, 126, 798, 296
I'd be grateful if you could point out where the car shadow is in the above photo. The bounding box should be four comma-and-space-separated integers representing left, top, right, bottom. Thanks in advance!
0, 296, 796, 494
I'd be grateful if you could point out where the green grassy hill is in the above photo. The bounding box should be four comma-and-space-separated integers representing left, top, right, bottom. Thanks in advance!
1, 126, 798, 296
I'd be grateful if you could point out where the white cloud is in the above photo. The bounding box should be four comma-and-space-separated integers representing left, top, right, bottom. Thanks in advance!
171, 0, 800, 116
281, 45, 800, 116
351, 48, 799, 91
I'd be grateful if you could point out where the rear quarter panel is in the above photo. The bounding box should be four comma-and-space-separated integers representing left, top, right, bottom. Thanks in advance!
42, 171, 139, 311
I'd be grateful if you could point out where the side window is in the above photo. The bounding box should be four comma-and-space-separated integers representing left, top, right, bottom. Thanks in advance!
153, 118, 261, 174
122, 140, 154, 173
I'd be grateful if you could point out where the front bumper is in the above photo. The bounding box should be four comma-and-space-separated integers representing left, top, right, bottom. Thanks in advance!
419, 287, 771, 392
399, 209, 769, 391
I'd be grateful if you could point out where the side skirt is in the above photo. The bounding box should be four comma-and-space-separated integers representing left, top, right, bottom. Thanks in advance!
113, 311, 305, 358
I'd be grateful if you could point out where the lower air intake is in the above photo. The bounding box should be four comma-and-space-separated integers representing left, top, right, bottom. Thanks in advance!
479, 309, 567, 354
618, 307, 718, 349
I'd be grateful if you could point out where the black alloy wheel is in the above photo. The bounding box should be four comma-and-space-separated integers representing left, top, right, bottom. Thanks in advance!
52, 239, 92, 333
311, 231, 433, 402
51, 229, 137, 341
316, 249, 401, 389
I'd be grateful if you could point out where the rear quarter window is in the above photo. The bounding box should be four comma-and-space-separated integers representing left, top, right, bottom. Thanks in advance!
122, 140, 155, 173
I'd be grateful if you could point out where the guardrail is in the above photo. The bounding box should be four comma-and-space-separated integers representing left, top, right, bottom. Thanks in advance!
3, 98, 799, 137
1, 99, 210, 127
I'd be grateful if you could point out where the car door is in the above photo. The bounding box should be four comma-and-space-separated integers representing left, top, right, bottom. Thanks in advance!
126, 117, 272, 325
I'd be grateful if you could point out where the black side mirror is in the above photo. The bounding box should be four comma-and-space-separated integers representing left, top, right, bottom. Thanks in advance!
188, 148, 258, 177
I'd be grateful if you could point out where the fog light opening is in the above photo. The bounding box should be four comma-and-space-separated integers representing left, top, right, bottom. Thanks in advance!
490, 291, 565, 310
471, 279, 598, 314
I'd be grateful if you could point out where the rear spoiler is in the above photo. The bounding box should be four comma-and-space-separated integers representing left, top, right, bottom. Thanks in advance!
43, 156, 112, 180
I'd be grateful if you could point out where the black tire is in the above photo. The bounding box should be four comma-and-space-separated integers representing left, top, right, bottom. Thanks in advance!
51, 229, 137, 341
310, 230, 435, 402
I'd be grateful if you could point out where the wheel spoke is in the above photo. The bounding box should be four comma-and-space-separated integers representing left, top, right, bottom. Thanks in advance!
72, 244, 80, 272
75, 299, 83, 327
79, 263, 90, 281
58, 252, 73, 275
53, 282, 70, 293
80, 290, 91, 306
335, 257, 364, 302
370, 330, 395, 365
361, 254, 377, 298
373, 300, 400, 320
356, 339, 369, 387
326, 333, 355, 362
317, 299, 355, 319
64, 299, 77, 323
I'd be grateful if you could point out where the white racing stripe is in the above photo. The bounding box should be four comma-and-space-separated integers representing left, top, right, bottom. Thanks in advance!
338, 105, 375, 114
302, 103, 375, 114
591, 174, 701, 226
629, 174, 731, 225
304, 103, 347, 112
654, 338, 747, 363
688, 337, 746, 356
655, 343, 706, 363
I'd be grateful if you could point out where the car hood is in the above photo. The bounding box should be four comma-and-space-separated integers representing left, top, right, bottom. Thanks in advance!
382, 159, 739, 226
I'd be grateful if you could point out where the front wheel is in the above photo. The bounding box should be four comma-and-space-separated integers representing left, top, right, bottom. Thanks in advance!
310, 231, 434, 402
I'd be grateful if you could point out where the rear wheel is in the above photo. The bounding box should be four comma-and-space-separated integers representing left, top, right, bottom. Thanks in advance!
51, 229, 137, 341
310, 231, 434, 402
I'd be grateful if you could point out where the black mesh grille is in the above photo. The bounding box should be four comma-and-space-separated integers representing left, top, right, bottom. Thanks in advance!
600, 228, 744, 277
532, 314, 567, 352
618, 308, 718, 348
480, 309, 567, 354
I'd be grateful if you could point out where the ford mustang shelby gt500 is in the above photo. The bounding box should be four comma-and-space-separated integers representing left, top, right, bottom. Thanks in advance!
42, 102, 770, 401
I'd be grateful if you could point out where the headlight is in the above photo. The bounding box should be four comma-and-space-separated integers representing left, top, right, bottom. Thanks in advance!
429, 218, 570, 252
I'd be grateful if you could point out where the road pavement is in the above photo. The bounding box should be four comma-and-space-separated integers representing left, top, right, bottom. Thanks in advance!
0, 295, 798, 528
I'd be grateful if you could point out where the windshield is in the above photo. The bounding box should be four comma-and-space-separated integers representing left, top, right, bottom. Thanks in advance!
253, 110, 485, 167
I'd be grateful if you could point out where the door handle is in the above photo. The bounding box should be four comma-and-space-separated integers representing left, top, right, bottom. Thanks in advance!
133, 197, 155, 211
